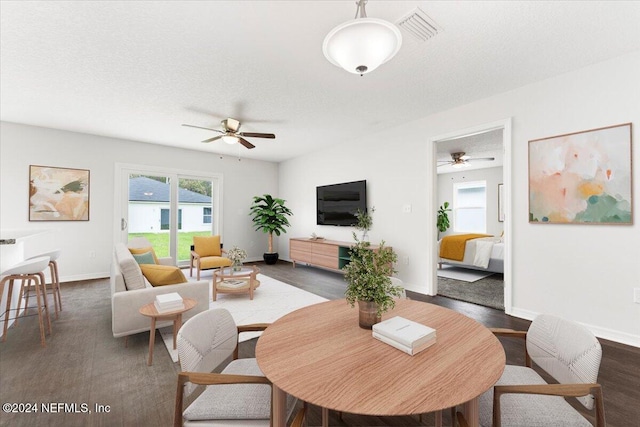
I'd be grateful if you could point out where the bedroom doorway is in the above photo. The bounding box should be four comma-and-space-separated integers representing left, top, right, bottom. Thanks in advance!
428, 119, 512, 313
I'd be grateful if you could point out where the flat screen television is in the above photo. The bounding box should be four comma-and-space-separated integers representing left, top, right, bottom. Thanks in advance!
317, 180, 367, 226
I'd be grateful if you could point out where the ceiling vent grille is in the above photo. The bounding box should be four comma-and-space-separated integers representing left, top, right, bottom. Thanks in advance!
396, 7, 441, 42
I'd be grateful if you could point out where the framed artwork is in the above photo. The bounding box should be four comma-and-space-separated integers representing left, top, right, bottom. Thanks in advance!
498, 183, 505, 222
29, 165, 90, 221
528, 123, 632, 224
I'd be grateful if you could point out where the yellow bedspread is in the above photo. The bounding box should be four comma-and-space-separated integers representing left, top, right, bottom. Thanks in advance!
439, 233, 491, 261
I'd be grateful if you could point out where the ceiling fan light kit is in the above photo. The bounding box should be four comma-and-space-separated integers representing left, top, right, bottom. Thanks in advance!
323, 0, 402, 76
182, 118, 275, 150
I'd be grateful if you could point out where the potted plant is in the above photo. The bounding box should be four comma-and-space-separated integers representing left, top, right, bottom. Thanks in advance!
437, 202, 452, 235
343, 233, 402, 329
354, 206, 375, 241
249, 194, 293, 265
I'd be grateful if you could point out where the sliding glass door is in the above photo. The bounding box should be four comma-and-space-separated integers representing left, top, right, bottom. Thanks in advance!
116, 164, 222, 266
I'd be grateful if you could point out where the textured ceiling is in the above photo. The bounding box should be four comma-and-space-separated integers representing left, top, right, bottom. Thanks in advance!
2, 1, 640, 163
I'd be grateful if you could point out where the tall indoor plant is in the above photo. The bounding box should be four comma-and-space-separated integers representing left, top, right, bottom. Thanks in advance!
249, 194, 293, 265
343, 233, 402, 329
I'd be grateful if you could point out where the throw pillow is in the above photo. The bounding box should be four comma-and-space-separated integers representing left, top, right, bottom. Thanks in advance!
129, 246, 159, 264
140, 264, 187, 287
132, 251, 156, 265
193, 235, 222, 257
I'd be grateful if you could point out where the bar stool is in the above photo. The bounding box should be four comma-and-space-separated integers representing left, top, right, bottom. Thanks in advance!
26, 249, 62, 318
1, 256, 52, 347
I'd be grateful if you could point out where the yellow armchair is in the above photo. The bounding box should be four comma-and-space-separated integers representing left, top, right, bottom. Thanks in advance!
189, 235, 232, 280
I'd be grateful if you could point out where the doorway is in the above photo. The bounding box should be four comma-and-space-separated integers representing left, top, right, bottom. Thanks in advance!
427, 119, 512, 313
114, 163, 223, 267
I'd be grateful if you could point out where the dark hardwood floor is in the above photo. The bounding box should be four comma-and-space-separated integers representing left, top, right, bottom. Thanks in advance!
0, 260, 638, 426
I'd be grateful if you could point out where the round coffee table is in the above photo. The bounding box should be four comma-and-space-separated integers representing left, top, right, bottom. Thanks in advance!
212, 265, 260, 300
139, 297, 197, 366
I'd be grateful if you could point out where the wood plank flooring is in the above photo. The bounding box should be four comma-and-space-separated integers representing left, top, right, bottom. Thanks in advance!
0, 260, 638, 426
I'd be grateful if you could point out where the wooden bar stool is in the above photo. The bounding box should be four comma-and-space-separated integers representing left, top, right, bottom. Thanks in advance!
26, 249, 62, 318
1, 256, 52, 347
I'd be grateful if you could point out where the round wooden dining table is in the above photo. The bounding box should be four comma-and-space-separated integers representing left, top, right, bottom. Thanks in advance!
256, 298, 505, 427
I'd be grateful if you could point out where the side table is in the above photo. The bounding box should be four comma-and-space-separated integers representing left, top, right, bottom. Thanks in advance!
138, 297, 197, 366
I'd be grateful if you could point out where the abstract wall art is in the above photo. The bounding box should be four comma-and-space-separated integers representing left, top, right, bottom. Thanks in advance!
29, 165, 90, 221
528, 123, 632, 224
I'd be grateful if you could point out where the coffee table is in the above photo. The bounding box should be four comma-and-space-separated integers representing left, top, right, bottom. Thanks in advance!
138, 297, 197, 366
256, 299, 505, 427
212, 265, 260, 300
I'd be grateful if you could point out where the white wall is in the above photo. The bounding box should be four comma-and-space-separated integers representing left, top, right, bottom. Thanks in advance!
438, 166, 504, 238
0, 122, 279, 281
280, 50, 640, 347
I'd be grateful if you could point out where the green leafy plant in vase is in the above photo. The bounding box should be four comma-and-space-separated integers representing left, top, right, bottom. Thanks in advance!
249, 194, 293, 265
354, 206, 375, 241
343, 232, 402, 329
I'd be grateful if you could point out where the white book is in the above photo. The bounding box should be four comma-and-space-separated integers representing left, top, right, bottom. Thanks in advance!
154, 301, 185, 313
372, 331, 436, 356
156, 292, 183, 307
372, 316, 436, 348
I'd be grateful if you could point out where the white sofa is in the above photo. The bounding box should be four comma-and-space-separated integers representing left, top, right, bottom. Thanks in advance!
110, 242, 210, 338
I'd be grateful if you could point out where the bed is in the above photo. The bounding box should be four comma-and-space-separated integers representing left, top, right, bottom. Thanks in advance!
438, 234, 504, 274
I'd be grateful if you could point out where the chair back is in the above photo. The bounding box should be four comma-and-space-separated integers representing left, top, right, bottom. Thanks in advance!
127, 237, 152, 249
177, 308, 238, 396
526, 314, 602, 410
193, 235, 223, 257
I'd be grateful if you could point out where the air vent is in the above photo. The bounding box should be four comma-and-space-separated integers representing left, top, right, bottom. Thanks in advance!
396, 7, 441, 42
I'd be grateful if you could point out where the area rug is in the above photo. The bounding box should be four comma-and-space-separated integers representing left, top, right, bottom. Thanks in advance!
437, 275, 505, 310
160, 274, 328, 362
436, 265, 494, 282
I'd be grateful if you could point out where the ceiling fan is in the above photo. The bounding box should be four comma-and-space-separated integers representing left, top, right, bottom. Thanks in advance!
182, 118, 275, 149
438, 152, 495, 168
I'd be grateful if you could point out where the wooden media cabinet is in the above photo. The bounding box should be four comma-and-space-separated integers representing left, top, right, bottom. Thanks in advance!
289, 238, 387, 272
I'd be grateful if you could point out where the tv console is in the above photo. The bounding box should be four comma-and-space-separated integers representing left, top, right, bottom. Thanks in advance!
289, 238, 386, 272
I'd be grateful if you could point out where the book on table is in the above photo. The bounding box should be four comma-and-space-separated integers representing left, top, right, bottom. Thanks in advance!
372, 316, 437, 348
372, 331, 436, 356
155, 292, 184, 312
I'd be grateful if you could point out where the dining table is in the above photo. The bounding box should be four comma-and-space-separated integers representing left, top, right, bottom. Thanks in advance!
255, 298, 505, 427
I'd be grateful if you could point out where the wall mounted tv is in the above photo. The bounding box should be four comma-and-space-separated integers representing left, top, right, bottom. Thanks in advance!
317, 180, 367, 226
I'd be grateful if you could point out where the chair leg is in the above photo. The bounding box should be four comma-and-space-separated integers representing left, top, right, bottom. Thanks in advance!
2, 278, 15, 342
37, 272, 52, 335
14, 278, 26, 326
46, 263, 59, 319
33, 274, 47, 347
51, 260, 62, 313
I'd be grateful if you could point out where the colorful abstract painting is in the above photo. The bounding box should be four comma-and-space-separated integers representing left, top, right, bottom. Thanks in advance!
529, 123, 632, 224
29, 165, 90, 221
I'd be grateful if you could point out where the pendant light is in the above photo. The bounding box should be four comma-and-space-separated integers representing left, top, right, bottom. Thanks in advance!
323, 0, 402, 76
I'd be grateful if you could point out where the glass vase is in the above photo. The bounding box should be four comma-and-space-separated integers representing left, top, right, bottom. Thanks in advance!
357, 300, 381, 329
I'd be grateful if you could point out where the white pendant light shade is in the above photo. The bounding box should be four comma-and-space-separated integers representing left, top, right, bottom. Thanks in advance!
323, 18, 402, 75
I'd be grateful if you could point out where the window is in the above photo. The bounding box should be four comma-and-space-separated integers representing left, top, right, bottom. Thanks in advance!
453, 181, 486, 233
161, 208, 182, 230
203, 207, 212, 224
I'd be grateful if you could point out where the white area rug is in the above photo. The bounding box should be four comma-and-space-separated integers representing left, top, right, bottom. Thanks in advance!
436, 265, 494, 282
160, 274, 328, 363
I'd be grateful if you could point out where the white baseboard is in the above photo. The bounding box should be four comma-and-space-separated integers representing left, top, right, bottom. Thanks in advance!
509, 306, 640, 348
60, 272, 109, 283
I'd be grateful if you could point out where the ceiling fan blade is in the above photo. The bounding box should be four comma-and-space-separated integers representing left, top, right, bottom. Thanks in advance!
467, 157, 495, 162
437, 162, 453, 167
238, 132, 276, 139
237, 137, 255, 149
182, 124, 224, 133
202, 135, 223, 143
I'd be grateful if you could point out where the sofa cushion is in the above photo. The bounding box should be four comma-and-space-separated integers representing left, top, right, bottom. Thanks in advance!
129, 246, 159, 264
132, 251, 156, 265
115, 243, 146, 290
140, 264, 188, 286
193, 236, 222, 257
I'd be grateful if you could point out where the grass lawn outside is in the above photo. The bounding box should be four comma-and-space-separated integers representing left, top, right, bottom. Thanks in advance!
128, 231, 210, 262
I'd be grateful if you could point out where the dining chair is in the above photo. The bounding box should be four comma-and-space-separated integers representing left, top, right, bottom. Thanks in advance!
174, 308, 304, 426
479, 314, 605, 426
